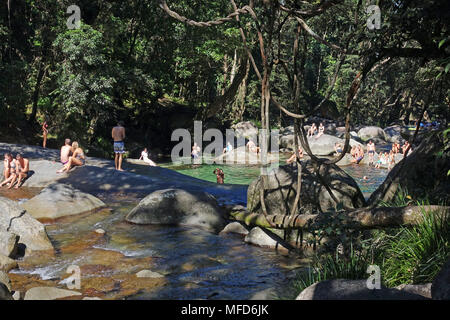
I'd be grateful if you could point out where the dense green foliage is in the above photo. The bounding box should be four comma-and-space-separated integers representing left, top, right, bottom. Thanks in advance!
1, 1, 449, 157
285, 204, 449, 299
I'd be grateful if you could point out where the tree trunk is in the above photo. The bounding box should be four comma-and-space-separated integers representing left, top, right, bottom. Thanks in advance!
229, 206, 449, 230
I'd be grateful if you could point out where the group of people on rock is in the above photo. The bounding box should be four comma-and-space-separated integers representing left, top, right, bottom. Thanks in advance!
1, 153, 29, 189
307, 123, 325, 139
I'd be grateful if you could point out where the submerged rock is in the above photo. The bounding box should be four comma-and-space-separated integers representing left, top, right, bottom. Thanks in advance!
24, 287, 82, 300
136, 270, 164, 278
21, 183, 105, 220
125, 188, 226, 232
247, 162, 366, 216
0, 196, 53, 253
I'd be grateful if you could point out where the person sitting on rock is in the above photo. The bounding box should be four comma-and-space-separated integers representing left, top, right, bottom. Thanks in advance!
286, 146, 304, 164
334, 142, 343, 156
60, 138, 73, 166
307, 123, 317, 137
139, 148, 157, 166
11, 154, 29, 189
246, 140, 260, 154
191, 143, 201, 159
57, 141, 85, 173
213, 168, 225, 184
0, 153, 16, 188
351, 145, 364, 164
388, 150, 396, 170
223, 142, 233, 154
375, 152, 385, 169
402, 141, 412, 156
315, 123, 325, 139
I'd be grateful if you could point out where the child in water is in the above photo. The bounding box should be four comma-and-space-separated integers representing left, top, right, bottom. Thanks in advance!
213, 168, 225, 184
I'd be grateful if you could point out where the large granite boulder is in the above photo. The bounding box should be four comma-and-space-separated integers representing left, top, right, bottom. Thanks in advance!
369, 130, 450, 205
125, 189, 226, 232
231, 121, 259, 140
0, 282, 13, 300
21, 183, 105, 220
357, 126, 387, 142
384, 125, 403, 143
296, 279, 429, 300
0, 254, 17, 272
431, 259, 450, 300
280, 132, 363, 155
0, 197, 53, 254
247, 161, 366, 216
0, 231, 19, 258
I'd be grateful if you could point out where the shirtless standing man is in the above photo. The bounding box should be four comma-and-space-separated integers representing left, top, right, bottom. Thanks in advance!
112, 121, 126, 171
60, 138, 72, 166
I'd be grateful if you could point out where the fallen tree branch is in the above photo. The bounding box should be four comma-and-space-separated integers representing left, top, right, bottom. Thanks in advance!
229, 205, 450, 230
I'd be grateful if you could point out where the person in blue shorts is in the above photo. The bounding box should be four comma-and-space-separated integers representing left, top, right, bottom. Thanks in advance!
112, 121, 126, 171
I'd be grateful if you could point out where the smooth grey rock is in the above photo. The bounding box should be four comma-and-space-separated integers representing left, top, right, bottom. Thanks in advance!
12, 291, 21, 300
0, 271, 12, 291
280, 133, 362, 155
248, 162, 366, 216
431, 259, 450, 300
0, 254, 18, 272
357, 126, 387, 142
24, 287, 82, 300
232, 121, 259, 140
21, 183, 105, 220
384, 125, 403, 143
219, 222, 249, 236
0, 197, 53, 253
395, 283, 432, 299
136, 270, 164, 278
0, 231, 19, 258
0, 143, 248, 205
0, 282, 13, 300
244, 227, 289, 251
296, 279, 429, 300
126, 189, 226, 232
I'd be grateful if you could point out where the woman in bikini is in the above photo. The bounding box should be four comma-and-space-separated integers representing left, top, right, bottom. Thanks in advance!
57, 142, 85, 173
315, 123, 325, 139
42, 121, 49, 148
0, 153, 16, 188
307, 123, 317, 137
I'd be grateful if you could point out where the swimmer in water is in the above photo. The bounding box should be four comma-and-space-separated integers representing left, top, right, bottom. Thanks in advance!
213, 168, 225, 184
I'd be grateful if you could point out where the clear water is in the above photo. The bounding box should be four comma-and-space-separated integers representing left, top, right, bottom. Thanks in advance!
4, 159, 388, 300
